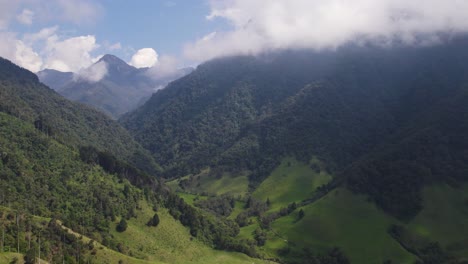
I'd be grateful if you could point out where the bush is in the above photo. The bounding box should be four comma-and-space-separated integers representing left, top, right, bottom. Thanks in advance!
147, 213, 160, 227
116, 219, 128, 232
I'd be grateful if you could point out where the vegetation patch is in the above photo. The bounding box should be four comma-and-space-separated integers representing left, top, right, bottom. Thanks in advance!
253, 157, 332, 211
267, 188, 416, 264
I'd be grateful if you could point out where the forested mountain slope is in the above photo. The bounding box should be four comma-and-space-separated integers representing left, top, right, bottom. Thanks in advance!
0, 57, 160, 175
122, 37, 468, 221
122, 38, 468, 179
0, 58, 269, 264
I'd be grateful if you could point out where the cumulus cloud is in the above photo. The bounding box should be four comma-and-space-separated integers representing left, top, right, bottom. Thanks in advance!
129, 48, 158, 68
74, 60, 108, 82
15, 40, 42, 72
43, 35, 100, 72
16, 9, 34, 25
185, 0, 468, 61
0, 32, 43, 72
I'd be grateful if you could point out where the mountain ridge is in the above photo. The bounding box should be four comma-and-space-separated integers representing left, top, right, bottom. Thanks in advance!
38, 54, 193, 118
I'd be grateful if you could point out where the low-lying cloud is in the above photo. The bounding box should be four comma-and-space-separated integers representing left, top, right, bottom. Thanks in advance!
184, 0, 468, 61
74, 60, 108, 83
145, 55, 180, 80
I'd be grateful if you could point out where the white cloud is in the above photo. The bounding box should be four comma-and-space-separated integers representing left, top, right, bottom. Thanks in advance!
16, 9, 34, 25
0, 32, 43, 72
23, 26, 58, 44
185, 0, 468, 61
74, 60, 108, 82
145, 55, 179, 79
43, 35, 100, 72
15, 40, 42, 72
129, 48, 158, 68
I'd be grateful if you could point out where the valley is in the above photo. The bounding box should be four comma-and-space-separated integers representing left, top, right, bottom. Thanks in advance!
1, 6, 468, 262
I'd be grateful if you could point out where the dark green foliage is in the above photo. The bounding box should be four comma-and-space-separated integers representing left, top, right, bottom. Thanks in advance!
116, 219, 128, 232
123, 38, 468, 220
79, 146, 156, 188
147, 213, 160, 227
0, 113, 141, 235
1, 212, 95, 264
194, 195, 236, 217
298, 209, 305, 220
24, 248, 36, 264
389, 225, 465, 264
253, 228, 267, 246
235, 212, 249, 227
286, 247, 350, 264
162, 192, 260, 256
318, 248, 351, 264
0, 57, 160, 175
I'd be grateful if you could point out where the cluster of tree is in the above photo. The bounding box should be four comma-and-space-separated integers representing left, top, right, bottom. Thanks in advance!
194, 195, 236, 217
259, 202, 300, 229
0, 113, 142, 237
79, 146, 156, 188
279, 247, 350, 264
388, 225, 464, 264
0, 210, 97, 264
147, 213, 160, 227
162, 192, 266, 257
346, 98, 468, 220
234, 197, 270, 227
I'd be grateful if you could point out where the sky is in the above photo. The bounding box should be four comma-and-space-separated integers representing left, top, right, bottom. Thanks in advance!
1, 0, 468, 74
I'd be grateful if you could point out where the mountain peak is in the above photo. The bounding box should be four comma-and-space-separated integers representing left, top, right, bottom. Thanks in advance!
99, 54, 129, 66
98, 54, 137, 75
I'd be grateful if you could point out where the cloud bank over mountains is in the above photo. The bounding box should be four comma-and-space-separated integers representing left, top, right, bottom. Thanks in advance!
74, 60, 108, 83
184, 0, 468, 61
2, 0, 468, 73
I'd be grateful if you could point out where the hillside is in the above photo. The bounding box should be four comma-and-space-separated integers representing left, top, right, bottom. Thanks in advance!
0, 59, 268, 263
0, 57, 160, 175
121, 38, 468, 186
38, 55, 192, 119
122, 38, 468, 263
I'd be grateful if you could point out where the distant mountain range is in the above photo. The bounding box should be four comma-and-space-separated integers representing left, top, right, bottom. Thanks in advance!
38, 54, 193, 118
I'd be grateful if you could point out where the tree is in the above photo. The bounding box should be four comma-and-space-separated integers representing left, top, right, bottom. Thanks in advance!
254, 228, 267, 246
147, 213, 160, 227
298, 209, 305, 220
116, 219, 128, 232
24, 247, 36, 264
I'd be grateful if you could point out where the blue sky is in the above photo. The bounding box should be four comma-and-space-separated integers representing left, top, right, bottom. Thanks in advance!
1, 0, 467, 73
3, 0, 230, 71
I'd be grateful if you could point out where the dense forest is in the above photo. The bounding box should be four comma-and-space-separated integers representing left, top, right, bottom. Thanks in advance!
0, 57, 160, 176
122, 37, 468, 221
0, 58, 275, 263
